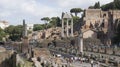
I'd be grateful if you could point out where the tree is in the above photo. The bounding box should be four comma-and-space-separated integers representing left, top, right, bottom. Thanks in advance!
94, 2, 100, 9
50, 17, 61, 27
50, 17, 57, 27
0, 28, 6, 41
4, 25, 23, 41
114, 0, 120, 9
41, 17, 50, 29
73, 16, 80, 24
55, 17, 61, 27
41, 17, 50, 23
4, 25, 14, 34
101, 2, 115, 11
70, 8, 82, 16
98, 2, 100, 8
33, 24, 45, 31
88, 1, 100, 9
101, 0, 120, 11
88, 6, 94, 9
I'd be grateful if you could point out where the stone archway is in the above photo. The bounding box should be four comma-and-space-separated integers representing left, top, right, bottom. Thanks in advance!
114, 19, 120, 32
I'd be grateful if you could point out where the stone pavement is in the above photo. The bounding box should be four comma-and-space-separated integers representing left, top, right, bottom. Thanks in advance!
71, 61, 98, 67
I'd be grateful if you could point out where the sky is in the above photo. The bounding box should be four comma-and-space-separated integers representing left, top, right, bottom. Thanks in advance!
0, 0, 113, 25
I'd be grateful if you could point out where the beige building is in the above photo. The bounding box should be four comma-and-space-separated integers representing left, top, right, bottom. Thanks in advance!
27, 24, 33, 31
0, 21, 9, 29
83, 30, 97, 38
82, 9, 120, 45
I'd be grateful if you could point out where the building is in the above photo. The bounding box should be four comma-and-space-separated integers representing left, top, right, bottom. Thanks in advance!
83, 30, 97, 38
27, 24, 34, 31
0, 21, 9, 29
82, 9, 120, 45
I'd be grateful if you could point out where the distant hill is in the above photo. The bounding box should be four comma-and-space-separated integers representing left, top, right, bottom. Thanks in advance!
101, 0, 120, 11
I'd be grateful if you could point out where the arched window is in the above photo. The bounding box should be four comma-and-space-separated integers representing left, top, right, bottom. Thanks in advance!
103, 14, 106, 18
101, 19, 105, 28
89, 22, 94, 29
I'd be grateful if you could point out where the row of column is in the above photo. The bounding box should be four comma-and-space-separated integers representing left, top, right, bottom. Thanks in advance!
62, 18, 73, 37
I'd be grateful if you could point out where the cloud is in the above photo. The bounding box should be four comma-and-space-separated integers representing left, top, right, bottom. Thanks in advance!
0, 0, 58, 24
0, 0, 59, 17
56, 0, 91, 8
20, 0, 53, 16
0, 11, 11, 17
56, 0, 113, 9
0, 0, 113, 25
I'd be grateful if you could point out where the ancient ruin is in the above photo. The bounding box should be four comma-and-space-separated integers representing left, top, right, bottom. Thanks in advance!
82, 9, 120, 45
61, 12, 73, 37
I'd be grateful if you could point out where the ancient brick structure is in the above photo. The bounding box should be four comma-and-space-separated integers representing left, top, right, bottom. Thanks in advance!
0, 49, 16, 67
22, 37, 29, 53
83, 9, 120, 45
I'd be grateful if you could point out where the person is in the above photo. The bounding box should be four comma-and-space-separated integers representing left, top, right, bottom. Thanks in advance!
91, 60, 94, 67
97, 61, 100, 67
80, 58, 82, 63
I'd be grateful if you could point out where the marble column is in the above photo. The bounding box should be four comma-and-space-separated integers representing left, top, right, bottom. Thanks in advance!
79, 34, 83, 53
80, 38, 83, 53
113, 19, 115, 30
66, 19, 69, 37
62, 19, 64, 37
71, 19, 73, 37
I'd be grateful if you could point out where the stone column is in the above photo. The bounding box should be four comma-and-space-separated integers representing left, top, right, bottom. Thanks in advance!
104, 47, 107, 54
66, 19, 69, 37
105, 58, 109, 65
112, 19, 116, 30
71, 19, 73, 37
62, 19, 64, 37
79, 34, 83, 53
22, 37, 29, 53
23, 19, 27, 37
117, 61, 120, 67
25, 24, 27, 37
80, 38, 83, 53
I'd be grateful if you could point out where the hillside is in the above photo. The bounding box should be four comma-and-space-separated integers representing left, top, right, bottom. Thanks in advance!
101, 0, 120, 11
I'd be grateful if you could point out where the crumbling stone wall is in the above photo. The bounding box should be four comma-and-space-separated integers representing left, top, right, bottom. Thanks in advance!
0, 51, 16, 67
83, 9, 120, 45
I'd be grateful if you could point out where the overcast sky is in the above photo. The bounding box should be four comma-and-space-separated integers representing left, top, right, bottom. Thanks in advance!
0, 0, 113, 25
